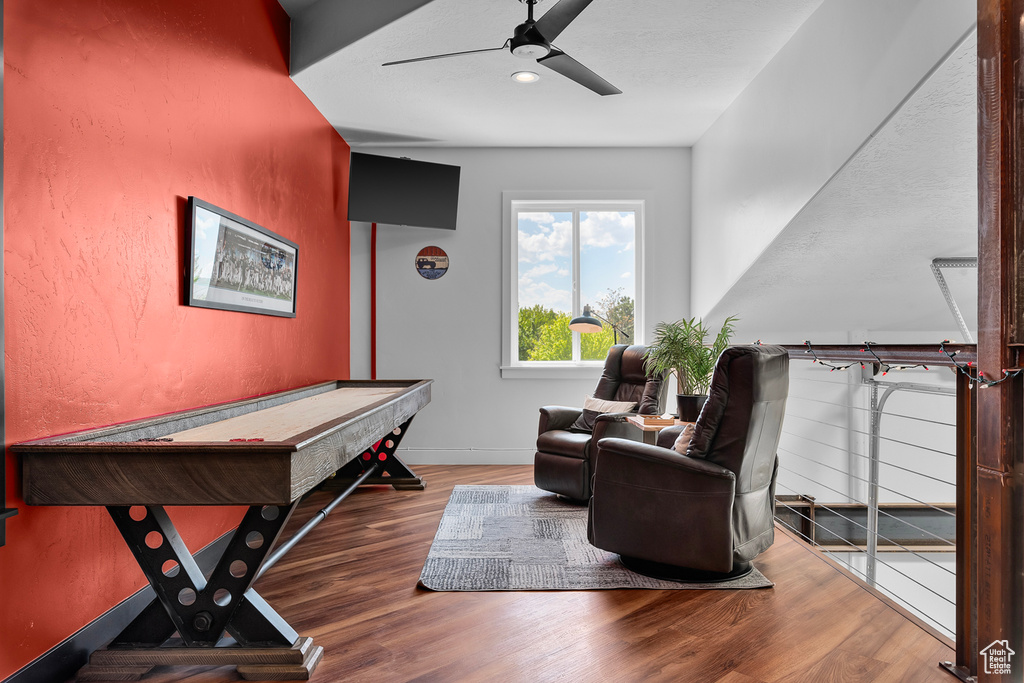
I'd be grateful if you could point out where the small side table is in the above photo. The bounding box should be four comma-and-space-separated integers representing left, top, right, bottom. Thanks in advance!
625, 415, 691, 445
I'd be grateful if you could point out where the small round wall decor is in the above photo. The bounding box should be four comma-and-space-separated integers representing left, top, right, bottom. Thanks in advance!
415, 246, 449, 280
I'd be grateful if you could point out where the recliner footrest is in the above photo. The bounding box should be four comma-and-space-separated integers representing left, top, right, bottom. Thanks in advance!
534, 451, 591, 501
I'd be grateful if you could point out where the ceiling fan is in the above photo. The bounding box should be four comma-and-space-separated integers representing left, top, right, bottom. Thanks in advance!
382, 0, 621, 96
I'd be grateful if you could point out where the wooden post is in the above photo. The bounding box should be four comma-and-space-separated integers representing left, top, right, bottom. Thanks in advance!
951, 370, 978, 679
976, 1, 1024, 680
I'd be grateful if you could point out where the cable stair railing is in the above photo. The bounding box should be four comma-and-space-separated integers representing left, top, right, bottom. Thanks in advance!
775, 343, 975, 681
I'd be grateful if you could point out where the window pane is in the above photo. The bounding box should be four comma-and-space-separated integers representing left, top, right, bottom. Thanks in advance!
517, 211, 573, 361
579, 211, 635, 360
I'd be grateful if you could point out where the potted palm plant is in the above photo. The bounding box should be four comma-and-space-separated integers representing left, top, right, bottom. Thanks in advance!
644, 316, 737, 421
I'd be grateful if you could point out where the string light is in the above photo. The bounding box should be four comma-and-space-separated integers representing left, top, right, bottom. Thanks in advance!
939, 339, 1022, 388
796, 339, 1023, 389
859, 341, 928, 375
801, 340, 861, 372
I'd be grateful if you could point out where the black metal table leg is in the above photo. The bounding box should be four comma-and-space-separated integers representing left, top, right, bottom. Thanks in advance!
76, 502, 323, 681
329, 416, 426, 490
106, 502, 298, 647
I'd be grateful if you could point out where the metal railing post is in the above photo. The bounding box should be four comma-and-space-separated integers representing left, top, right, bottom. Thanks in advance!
867, 381, 880, 586
941, 369, 977, 681
862, 375, 958, 588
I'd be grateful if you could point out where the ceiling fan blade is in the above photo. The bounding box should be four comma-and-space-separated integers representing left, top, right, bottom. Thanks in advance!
383, 41, 509, 67
533, 0, 595, 42
537, 48, 621, 96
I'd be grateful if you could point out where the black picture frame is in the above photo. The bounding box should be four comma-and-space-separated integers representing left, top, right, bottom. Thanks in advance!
185, 197, 298, 318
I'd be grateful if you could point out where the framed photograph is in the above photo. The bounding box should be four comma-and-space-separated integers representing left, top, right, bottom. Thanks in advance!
186, 197, 298, 318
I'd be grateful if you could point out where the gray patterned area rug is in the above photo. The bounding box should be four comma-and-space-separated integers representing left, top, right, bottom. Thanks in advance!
418, 485, 773, 591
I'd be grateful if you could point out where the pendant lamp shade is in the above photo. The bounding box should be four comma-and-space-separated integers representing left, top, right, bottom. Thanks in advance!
569, 305, 604, 334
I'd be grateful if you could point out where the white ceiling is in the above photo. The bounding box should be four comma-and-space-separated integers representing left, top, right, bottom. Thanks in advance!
278, 1, 978, 339
281, 0, 824, 147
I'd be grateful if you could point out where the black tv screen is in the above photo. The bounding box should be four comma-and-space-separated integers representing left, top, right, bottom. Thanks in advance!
347, 152, 460, 230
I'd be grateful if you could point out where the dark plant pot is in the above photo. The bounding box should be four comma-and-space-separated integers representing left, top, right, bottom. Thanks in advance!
676, 394, 708, 422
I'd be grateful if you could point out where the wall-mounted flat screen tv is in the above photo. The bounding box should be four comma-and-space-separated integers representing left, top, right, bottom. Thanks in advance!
347, 152, 461, 230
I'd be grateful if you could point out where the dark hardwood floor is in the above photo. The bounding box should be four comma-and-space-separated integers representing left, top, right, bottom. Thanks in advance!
88, 465, 955, 682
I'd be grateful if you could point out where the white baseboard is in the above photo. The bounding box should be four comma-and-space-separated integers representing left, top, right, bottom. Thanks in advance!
397, 448, 534, 465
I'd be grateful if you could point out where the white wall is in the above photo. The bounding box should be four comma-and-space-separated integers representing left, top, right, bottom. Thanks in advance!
690, 0, 976, 318
351, 147, 690, 463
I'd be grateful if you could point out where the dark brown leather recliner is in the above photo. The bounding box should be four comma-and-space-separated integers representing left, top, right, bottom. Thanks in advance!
534, 344, 666, 502
588, 344, 789, 581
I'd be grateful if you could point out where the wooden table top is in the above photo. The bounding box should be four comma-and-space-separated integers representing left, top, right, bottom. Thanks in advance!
166, 386, 405, 443
625, 415, 690, 431
15, 380, 431, 506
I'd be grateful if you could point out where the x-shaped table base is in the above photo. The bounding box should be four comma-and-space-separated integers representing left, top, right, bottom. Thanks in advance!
75, 502, 322, 681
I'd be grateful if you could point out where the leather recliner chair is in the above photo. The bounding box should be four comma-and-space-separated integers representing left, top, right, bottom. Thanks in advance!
534, 344, 666, 502
588, 344, 789, 581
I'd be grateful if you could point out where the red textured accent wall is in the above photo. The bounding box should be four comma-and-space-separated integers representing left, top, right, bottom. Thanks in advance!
1, 0, 350, 676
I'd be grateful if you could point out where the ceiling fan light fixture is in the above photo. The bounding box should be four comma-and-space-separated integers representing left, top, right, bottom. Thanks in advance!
383, 0, 620, 95
512, 70, 540, 83
511, 42, 550, 59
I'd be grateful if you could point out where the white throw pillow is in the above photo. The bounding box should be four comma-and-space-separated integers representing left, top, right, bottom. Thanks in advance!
571, 395, 637, 432
672, 422, 696, 454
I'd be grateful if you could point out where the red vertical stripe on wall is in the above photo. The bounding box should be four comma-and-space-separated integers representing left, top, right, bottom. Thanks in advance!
0, 0, 351, 676
372, 222, 378, 380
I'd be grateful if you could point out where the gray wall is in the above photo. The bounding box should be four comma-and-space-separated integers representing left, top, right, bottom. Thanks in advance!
350, 147, 690, 463
690, 0, 975, 318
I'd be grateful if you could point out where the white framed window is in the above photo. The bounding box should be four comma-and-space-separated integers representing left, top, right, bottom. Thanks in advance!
501, 192, 645, 378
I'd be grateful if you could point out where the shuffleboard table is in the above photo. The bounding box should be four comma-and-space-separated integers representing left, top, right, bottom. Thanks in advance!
14, 379, 431, 681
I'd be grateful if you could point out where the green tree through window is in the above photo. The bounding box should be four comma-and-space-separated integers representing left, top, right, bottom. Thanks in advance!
518, 304, 561, 361
581, 288, 634, 360
518, 289, 632, 362
511, 201, 642, 367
